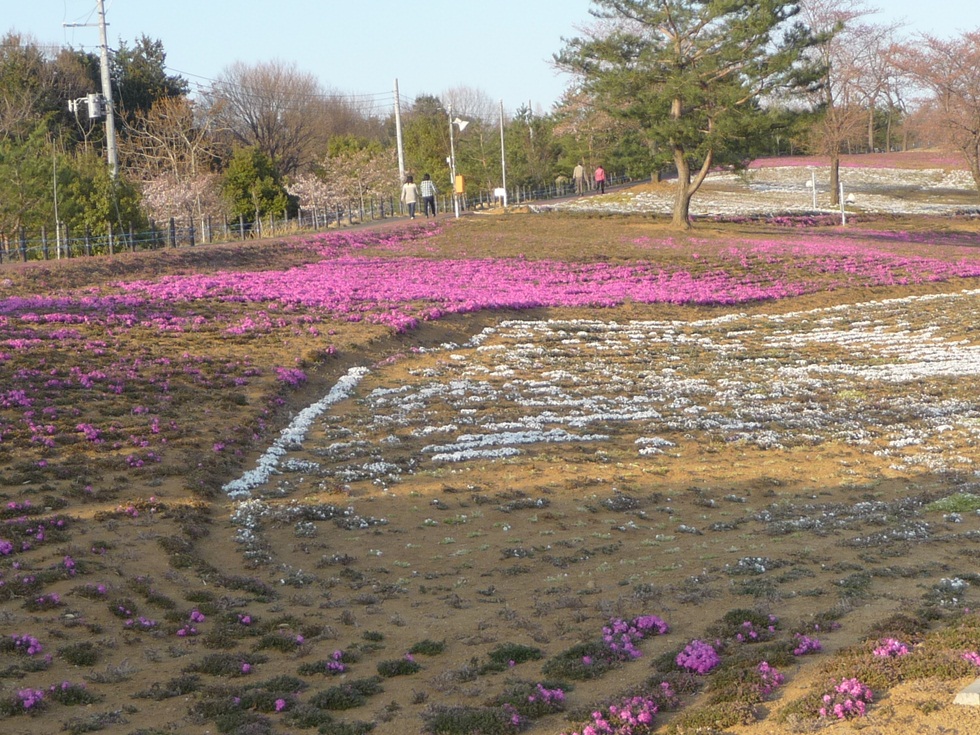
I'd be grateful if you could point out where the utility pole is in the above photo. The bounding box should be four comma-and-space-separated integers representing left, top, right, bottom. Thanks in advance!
499, 99, 508, 207
394, 79, 405, 183
96, 0, 118, 179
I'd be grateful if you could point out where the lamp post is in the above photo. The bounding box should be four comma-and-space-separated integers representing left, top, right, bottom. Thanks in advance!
447, 105, 469, 218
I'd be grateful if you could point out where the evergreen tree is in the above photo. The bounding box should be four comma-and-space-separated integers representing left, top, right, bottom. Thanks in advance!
222, 146, 294, 220
557, 0, 822, 228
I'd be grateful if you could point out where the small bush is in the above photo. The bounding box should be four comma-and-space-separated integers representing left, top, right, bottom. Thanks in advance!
135, 674, 203, 700
482, 643, 543, 673
48, 682, 102, 706
309, 678, 383, 710
421, 704, 514, 735
59, 641, 101, 667
377, 657, 422, 678
185, 652, 268, 677
489, 680, 567, 720
542, 641, 617, 680
409, 639, 447, 656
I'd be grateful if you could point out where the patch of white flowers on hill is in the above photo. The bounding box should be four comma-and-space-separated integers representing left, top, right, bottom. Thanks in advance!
222, 366, 369, 498
236, 289, 980, 500
540, 166, 979, 217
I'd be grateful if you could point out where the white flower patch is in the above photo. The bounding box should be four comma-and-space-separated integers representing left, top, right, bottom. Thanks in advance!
232, 289, 980, 500
431, 447, 522, 463
222, 366, 370, 498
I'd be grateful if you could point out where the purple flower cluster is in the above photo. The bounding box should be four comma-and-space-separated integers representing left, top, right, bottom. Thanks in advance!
323, 649, 346, 674
274, 367, 307, 387
529, 683, 566, 707
17, 687, 45, 710
734, 619, 775, 643
565, 695, 661, 735
756, 661, 785, 697
872, 637, 910, 658
818, 678, 873, 719
602, 614, 669, 660
9, 633, 43, 656
124, 616, 159, 631
792, 633, 822, 656
675, 639, 720, 674
963, 651, 980, 667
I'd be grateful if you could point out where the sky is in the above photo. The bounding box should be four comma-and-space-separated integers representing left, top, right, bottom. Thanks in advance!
5, 1, 980, 118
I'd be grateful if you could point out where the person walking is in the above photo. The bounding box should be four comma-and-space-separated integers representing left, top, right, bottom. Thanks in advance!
594, 165, 606, 194
573, 162, 586, 195
419, 173, 437, 217
401, 175, 420, 219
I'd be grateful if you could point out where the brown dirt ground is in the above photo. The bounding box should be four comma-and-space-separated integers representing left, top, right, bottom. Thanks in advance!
3, 204, 980, 735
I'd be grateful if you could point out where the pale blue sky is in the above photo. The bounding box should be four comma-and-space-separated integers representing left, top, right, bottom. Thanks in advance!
5, 1, 980, 116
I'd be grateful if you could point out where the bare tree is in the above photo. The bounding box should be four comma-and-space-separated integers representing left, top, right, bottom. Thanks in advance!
850, 21, 902, 152
120, 96, 220, 180
119, 95, 224, 222
204, 59, 330, 177
897, 30, 980, 200
798, 0, 878, 205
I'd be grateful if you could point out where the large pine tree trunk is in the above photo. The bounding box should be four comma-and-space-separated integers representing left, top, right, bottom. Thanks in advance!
672, 150, 693, 230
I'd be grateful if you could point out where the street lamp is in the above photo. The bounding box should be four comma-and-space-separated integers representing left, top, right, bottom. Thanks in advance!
448, 106, 469, 218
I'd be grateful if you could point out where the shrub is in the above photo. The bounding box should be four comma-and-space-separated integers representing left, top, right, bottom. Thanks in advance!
59, 641, 100, 666
421, 704, 515, 735
481, 643, 544, 673
297, 650, 349, 676
309, 678, 383, 710
542, 640, 618, 680
377, 656, 422, 678
490, 680, 568, 720
47, 681, 101, 706
135, 674, 202, 700
409, 639, 447, 656
185, 653, 268, 677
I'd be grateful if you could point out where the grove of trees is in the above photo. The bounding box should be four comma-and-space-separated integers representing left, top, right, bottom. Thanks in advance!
1, 0, 978, 247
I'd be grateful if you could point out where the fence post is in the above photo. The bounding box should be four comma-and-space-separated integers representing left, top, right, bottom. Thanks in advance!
150, 220, 158, 249
84, 226, 92, 257
108, 222, 114, 256
129, 223, 136, 252
41, 225, 49, 260
189, 219, 196, 247
169, 218, 177, 248
206, 215, 213, 244
19, 228, 28, 262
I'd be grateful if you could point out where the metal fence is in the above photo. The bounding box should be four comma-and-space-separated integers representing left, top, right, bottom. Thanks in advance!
0, 175, 632, 264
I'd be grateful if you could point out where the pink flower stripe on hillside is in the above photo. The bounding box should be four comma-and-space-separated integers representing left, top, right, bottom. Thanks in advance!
110, 238, 980, 332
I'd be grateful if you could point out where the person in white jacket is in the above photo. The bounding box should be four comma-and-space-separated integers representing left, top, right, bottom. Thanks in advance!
401, 175, 420, 219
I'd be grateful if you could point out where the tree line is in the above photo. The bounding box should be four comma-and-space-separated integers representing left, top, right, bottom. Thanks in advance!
1, 0, 978, 244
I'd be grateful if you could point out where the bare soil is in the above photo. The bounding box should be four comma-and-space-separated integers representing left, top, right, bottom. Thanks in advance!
3, 184, 980, 735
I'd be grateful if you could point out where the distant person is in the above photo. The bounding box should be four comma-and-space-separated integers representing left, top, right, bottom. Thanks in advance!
401, 175, 420, 219
419, 173, 437, 217
594, 165, 606, 194
573, 162, 586, 195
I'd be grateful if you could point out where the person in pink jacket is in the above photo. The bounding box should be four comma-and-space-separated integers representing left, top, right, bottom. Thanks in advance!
594, 165, 606, 194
